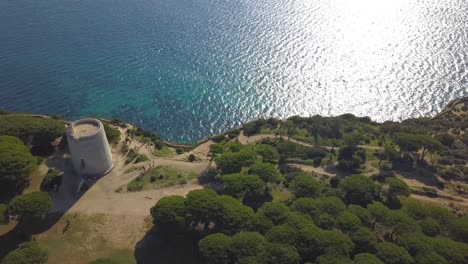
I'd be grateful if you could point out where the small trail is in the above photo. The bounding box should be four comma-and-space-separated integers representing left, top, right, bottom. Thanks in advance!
237, 132, 383, 150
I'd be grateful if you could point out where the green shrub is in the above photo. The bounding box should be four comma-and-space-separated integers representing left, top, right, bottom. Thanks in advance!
127, 179, 144, 192
212, 134, 226, 143
154, 140, 165, 150
243, 120, 266, 136
103, 123, 121, 144
134, 154, 148, 164
40, 168, 63, 190
125, 149, 147, 164
188, 154, 196, 162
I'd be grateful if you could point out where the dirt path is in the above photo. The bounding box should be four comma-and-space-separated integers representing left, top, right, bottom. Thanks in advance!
51, 152, 208, 216
238, 132, 383, 150
30, 129, 211, 263
287, 163, 336, 177
410, 194, 468, 211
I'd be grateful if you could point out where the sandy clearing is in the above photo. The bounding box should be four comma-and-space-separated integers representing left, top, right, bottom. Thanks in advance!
49, 128, 210, 217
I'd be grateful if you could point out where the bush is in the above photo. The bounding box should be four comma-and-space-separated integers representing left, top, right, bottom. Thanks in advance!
212, 134, 226, 143
210, 144, 225, 156
176, 148, 184, 154
133, 127, 161, 143
103, 123, 121, 144
40, 168, 62, 190
188, 154, 196, 162
154, 140, 165, 150
127, 178, 144, 192
125, 149, 147, 164
386, 178, 411, 197
134, 154, 148, 164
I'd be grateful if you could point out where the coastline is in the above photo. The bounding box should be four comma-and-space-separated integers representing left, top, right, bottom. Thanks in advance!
2, 97, 465, 148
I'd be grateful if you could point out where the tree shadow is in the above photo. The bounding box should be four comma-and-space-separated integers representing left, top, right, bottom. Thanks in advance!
134, 229, 202, 264
0, 180, 29, 204
0, 151, 102, 259
392, 160, 440, 187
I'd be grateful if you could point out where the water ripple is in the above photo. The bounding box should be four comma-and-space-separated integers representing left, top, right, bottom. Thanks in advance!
0, 0, 467, 142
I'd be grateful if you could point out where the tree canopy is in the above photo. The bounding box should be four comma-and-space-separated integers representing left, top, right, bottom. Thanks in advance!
254, 144, 280, 163
375, 242, 414, 264
150, 195, 186, 233
354, 253, 384, 264
339, 175, 377, 206
1, 241, 48, 264
8, 191, 52, 220
0, 136, 37, 182
290, 174, 321, 198
249, 162, 283, 183
216, 150, 257, 174
198, 233, 232, 264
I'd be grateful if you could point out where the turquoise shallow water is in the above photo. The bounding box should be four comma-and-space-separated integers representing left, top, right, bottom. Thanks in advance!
0, 0, 467, 142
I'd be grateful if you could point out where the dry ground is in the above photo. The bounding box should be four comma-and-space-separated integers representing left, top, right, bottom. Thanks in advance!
31, 127, 212, 263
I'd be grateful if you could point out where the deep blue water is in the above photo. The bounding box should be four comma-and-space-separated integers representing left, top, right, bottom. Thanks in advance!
1, 0, 467, 142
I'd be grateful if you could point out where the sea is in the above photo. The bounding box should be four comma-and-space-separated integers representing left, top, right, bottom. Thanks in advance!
1, 0, 467, 142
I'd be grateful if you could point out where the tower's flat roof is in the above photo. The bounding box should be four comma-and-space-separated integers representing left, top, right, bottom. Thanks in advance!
72, 121, 99, 138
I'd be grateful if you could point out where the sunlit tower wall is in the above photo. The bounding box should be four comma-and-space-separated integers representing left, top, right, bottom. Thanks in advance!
66, 118, 114, 176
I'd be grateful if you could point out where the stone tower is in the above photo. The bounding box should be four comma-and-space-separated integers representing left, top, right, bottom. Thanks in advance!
66, 118, 114, 176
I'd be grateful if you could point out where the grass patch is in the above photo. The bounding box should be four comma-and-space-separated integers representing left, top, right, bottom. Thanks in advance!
285, 158, 316, 166
89, 249, 136, 264
271, 186, 293, 202
125, 148, 148, 164
321, 156, 337, 166
37, 213, 136, 264
127, 166, 197, 192
153, 146, 176, 157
